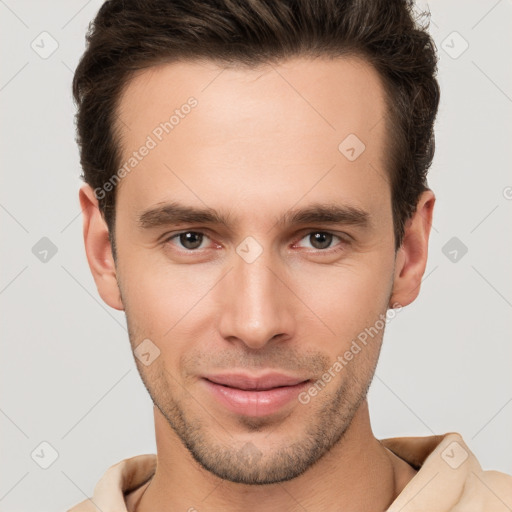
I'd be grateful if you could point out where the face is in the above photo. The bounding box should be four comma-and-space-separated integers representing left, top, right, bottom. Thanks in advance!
95, 56, 408, 484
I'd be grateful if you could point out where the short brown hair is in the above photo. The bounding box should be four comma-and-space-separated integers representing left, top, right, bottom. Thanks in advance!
72, 0, 439, 258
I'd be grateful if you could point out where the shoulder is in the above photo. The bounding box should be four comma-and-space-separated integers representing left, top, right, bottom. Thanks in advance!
66, 454, 157, 512
385, 432, 512, 511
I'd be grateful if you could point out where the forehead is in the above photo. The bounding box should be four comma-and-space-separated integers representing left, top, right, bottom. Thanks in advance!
113, 56, 391, 223
117, 55, 388, 140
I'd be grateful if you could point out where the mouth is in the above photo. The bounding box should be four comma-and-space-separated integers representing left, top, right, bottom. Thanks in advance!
201, 372, 311, 417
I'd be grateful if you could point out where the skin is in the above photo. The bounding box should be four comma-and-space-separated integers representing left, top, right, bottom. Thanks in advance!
80, 55, 435, 511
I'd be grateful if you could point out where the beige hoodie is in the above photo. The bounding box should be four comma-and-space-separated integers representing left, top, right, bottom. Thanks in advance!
67, 432, 512, 511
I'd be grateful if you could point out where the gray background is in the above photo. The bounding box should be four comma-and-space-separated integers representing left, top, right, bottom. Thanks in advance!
1, 0, 511, 510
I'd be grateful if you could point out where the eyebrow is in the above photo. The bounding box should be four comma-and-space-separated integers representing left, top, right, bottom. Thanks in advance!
137, 201, 371, 231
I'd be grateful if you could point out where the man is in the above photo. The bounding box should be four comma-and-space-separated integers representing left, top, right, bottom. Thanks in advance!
68, 0, 512, 510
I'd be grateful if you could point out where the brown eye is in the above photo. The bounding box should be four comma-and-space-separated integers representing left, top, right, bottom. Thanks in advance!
293, 231, 348, 254
174, 232, 205, 250
308, 232, 333, 250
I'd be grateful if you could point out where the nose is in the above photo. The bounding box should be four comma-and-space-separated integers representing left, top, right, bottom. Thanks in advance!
217, 249, 295, 350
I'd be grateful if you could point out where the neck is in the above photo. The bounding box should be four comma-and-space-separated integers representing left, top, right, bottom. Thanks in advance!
132, 401, 417, 512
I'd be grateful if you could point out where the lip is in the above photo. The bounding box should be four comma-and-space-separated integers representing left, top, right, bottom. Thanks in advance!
201, 372, 310, 417
203, 372, 308, 390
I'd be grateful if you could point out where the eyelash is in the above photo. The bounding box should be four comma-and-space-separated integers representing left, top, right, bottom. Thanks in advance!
163, 230, 349, 254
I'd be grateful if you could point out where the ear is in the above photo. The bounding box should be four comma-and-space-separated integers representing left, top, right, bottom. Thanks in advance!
389, 189, 435, 308
79, 184, 124, 311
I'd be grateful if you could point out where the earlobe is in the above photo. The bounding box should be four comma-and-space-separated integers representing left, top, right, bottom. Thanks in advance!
389, 189, 436, 308
79, 184, 124, 311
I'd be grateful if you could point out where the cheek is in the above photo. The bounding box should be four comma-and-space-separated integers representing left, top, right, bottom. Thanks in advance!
290, 254, 394, 345
120, 252, 217, 320
119, 261, 226, 375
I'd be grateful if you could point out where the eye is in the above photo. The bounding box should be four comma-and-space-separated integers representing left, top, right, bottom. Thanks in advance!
296, 231, 344, 251
168, 231, 210, 250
